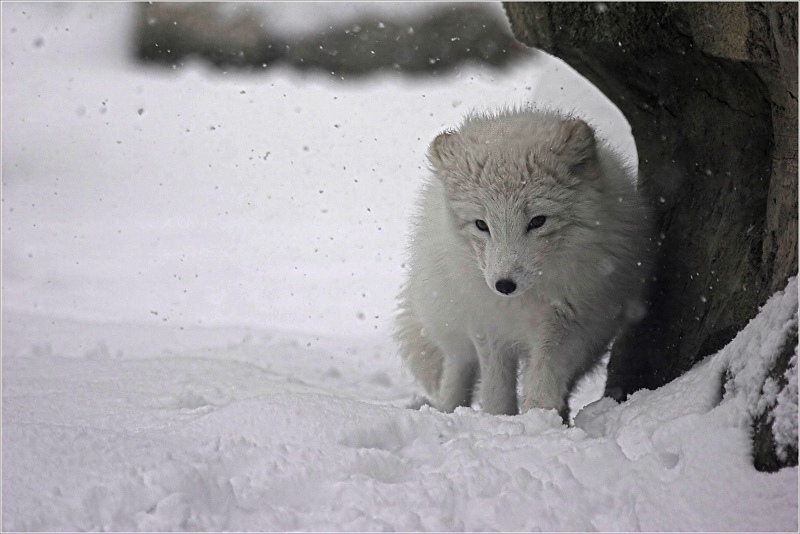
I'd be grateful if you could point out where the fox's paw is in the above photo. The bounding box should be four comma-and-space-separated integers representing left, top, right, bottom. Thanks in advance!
405, 394, 434, 410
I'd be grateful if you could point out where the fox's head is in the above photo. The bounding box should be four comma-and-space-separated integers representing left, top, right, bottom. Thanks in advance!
427, 111, 607, 298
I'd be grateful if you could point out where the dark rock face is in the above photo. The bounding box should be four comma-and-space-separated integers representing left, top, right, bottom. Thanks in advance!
503, 2, 797, 470
134, 3, 525, 76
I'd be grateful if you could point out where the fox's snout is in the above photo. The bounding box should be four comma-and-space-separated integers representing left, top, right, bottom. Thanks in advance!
494, 278, 517, 295
483, 241, 527, 297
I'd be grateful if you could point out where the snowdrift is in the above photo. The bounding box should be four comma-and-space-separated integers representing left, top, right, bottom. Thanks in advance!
3, 281, 797, 531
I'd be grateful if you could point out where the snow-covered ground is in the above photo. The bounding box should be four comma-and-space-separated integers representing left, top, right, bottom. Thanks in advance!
2, 3, 797, 531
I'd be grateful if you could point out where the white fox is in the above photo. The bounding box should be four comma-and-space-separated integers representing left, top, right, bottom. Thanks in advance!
395, 108, 653, 422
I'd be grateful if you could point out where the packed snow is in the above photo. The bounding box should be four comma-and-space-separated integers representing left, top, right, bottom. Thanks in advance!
2, 3, 797, 531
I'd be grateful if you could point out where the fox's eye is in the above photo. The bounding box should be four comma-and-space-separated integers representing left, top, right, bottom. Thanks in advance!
527, 215, 547, 231
475, 219, 489, 233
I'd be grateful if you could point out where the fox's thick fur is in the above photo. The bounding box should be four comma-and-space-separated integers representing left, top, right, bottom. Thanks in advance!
395, 108, 653, 421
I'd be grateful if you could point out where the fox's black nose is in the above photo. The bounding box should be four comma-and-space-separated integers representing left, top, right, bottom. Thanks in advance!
495, 279, 517, 295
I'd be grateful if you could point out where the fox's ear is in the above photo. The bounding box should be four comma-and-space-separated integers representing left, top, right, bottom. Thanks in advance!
427, 130, 462, 173
552, 118, 599, 180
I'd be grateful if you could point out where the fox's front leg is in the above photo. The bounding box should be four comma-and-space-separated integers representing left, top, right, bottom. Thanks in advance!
520, 320, 601, 423
520, 320, 573, 421
473, 336, 518, 415
436, 358, 477, 412
519, 351, 570, 421
435, 337, 478, 412
521, 304, 608, 423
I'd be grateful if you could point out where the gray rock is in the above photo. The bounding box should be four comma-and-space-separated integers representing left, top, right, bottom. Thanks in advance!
134, 3, 526, 76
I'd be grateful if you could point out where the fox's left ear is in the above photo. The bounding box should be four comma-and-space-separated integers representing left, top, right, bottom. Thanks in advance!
552, 118, 599, 180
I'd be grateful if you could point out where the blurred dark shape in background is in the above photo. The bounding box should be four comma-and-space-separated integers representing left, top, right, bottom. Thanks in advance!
134, 2, 526, 76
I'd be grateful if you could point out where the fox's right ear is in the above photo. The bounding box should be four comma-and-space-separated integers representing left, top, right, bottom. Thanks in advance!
427, 130, 462, 174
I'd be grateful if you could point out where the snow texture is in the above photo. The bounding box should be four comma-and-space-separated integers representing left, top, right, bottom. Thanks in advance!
2, 3, 797, 532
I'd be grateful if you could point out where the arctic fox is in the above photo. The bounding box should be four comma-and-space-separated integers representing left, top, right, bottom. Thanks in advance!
395, 108, 652, 422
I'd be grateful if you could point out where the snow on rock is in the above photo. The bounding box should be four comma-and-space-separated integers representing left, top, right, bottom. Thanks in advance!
720, 278, 798, 427
773, 350, 799, 462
